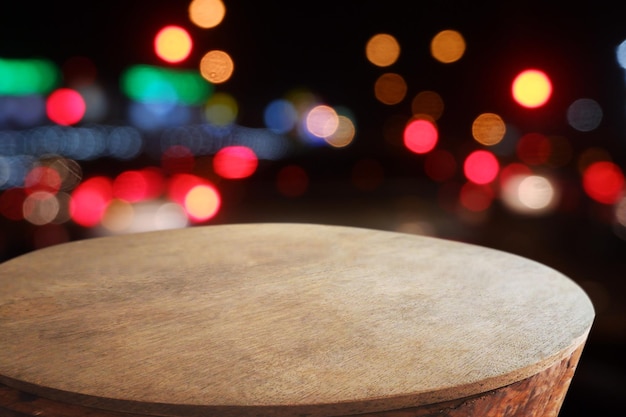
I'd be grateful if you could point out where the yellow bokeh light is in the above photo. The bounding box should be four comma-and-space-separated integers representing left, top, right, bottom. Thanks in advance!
374, 73, 407, 105
472, 113, 506, 146
204, 92, 238, 125
189, 0, 226, 29
154, 25, 193, 64
184, 184, 220, 221
431, 29, 466, 63
200, 50, 234, 83
365, 33, 400, 67
511, 69, 552, 108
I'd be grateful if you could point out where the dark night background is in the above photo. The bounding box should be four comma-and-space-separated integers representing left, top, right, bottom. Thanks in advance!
1, 1, 625, 415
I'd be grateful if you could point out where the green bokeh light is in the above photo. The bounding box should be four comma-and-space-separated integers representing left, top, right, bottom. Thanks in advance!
0, 58, 60, 95
121, 65, 213, 105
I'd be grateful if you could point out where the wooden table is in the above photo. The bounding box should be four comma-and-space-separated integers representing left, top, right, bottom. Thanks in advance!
0, 223, 594, 417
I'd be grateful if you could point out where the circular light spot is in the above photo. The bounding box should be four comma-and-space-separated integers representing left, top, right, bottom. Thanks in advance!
472, 113, 506, 146
374, 73, 407, 105
512, 69, 552, 108
154, 25, 193, 64
213, 146, 258, 179
306, 105, 339, 138
189, 0, 226, 29
365, 33, 400, 67
200, 50, 234, 84
46, 88, 86, 125
567, 98, 603, 132
463, 150, 499, 185
582, 161, 624, 204
184, 184, 221, 222
411, 90, 444, 120
430, 29, 466, 63
403, 119, 438, 154
325, 115, 356, 148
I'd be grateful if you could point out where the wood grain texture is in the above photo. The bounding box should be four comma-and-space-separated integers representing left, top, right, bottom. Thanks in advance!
0, 223, 594, 417
0, 343, 587, 417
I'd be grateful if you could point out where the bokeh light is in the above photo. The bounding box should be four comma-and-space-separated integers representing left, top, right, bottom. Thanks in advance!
582, 161, 625, 204
204, 92, 238, 125
200, 50, 234, 84
306, 105, 339, 138
430, 29, 466, 63
411, 90, 444, 120
69, 176, 113, 227
0, 58, 59, 95
121, 65, 212, 105
512, 69, 552, 108
46, 88, 86, 126
264, 99, 298, 134
365, 33, 400, 67
501, 173, 559, 215
23, 191, 60, 225
374, 73, 407, 105
567, 98, 603, 132
460, 182, 493, 212
184, 184, 221, 222
324, 115, 356, 148
154, 25, 193, 64
464, 150, 499, 184
188, 0, 226, 29
472, 113, 506, 146
24, 166, 62, 195
403, 119, 438, 154
213, 145, 258, 179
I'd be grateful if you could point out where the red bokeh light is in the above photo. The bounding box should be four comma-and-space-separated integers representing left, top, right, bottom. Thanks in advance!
403, 119, 438, 154
69, 176, 113, 227
460, 182, 494, 212
24, 166, 62, 195
463, 150, 499, 185
46, 88, 86, 126
213, 146, 258, 179
167, 173, 221, 222
582, 161, 624, 204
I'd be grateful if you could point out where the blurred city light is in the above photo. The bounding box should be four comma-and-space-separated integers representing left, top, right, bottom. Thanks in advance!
365, 33, 400, 67
511, 69, 552, 108
154, 25, 193, 63
403, 119, 438, 154
0, 58, 59, 95
430, 29, 466, 64
188, 0, 226, 29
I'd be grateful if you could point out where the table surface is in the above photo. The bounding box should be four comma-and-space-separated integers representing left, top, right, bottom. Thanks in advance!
0, 223, 595, 416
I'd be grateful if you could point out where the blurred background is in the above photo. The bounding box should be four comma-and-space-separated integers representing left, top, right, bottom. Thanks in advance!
0, 1, 624, 415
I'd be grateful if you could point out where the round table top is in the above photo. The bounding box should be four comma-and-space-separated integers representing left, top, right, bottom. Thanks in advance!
0, 223, 594, 417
